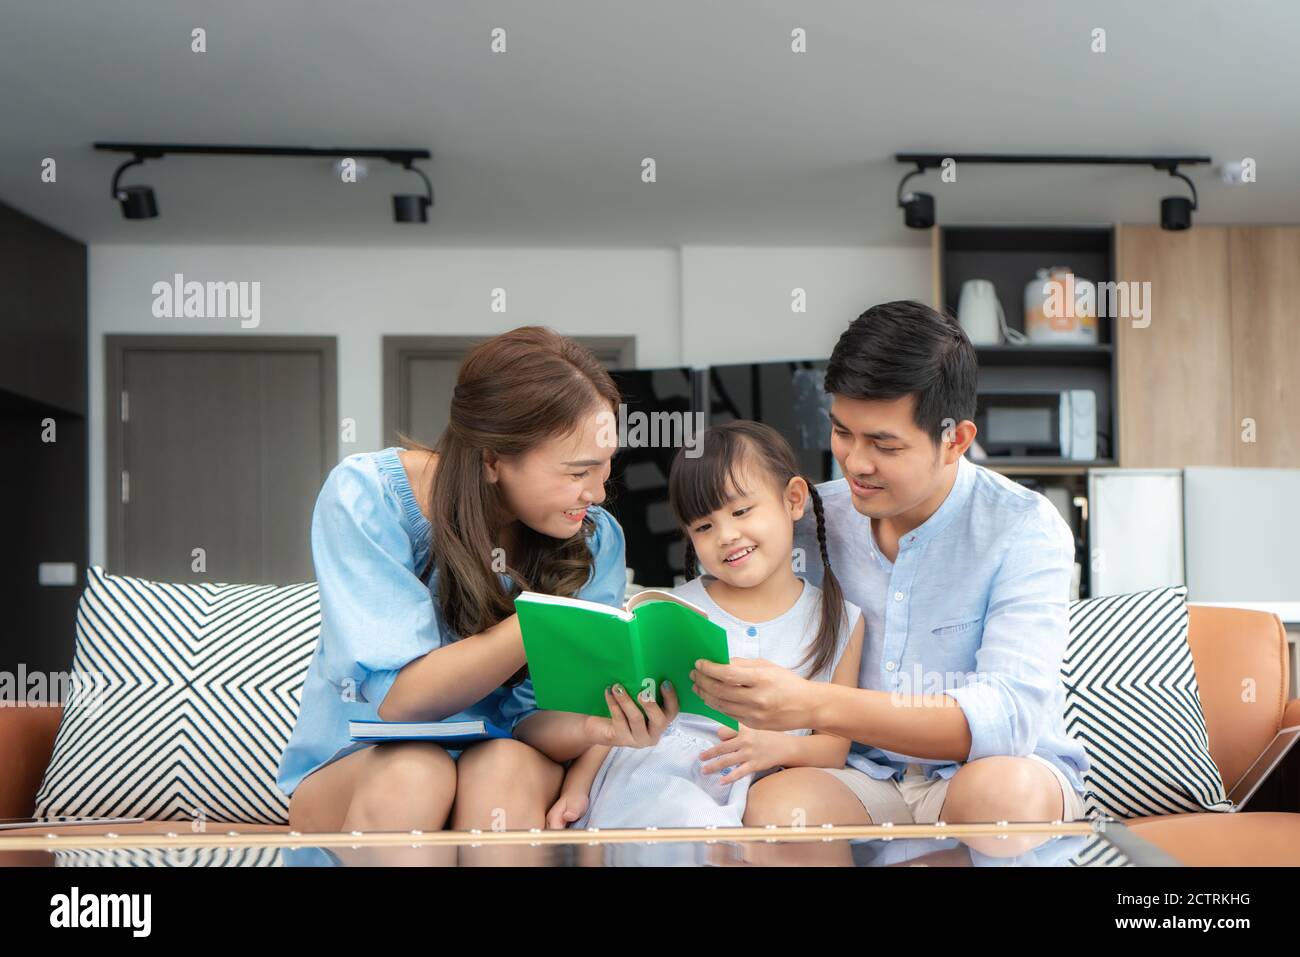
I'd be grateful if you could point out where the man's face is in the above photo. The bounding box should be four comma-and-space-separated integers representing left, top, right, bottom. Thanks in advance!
828, 393, 947, 520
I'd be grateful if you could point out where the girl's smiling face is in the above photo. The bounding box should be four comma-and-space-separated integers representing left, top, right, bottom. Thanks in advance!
685, 455, 809, 587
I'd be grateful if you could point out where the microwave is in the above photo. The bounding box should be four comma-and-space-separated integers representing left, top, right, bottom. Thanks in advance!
973, 389, 1097, 460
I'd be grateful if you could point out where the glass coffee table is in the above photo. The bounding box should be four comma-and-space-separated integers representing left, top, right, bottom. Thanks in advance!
0, 817, 1179, 867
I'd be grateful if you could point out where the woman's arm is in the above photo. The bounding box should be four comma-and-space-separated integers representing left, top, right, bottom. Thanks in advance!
377, 613, 527, 722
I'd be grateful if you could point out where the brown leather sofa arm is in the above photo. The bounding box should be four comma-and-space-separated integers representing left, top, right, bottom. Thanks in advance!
0, 705, 63, 818
1284, 698, 1300, 729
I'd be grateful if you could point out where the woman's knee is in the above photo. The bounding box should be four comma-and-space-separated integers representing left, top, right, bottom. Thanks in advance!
452, 738, 562, 828
457, 738, 559, 790
346, 743, 458, 824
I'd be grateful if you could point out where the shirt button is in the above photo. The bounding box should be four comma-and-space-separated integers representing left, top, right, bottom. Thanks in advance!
885, 661, 896, 671
746, 626, 757, 637
894, 591, 904, 601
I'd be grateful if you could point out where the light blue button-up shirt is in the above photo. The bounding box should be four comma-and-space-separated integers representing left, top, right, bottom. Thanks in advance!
793, 454, 1089, 795
276, 447, 628, 797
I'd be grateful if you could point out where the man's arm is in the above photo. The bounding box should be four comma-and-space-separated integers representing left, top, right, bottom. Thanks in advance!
815, 507, 1072, 760
693, 504, 1073, 764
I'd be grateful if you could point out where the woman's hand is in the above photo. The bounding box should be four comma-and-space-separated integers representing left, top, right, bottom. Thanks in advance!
690, 658, 820, 731
698, 724, 792, 784
582, 680, 680, 748
546, 791, 589, 829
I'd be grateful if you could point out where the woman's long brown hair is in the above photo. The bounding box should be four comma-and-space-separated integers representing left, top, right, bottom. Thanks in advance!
402, 326, 621, 643
670, 420, 847, 680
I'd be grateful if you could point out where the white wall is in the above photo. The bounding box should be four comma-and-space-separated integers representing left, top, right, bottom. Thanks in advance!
87, 243, 928, 565
681, 246, 932, 365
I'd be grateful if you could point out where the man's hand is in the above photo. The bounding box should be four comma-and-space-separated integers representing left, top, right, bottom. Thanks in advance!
582, 680, 680, 747
698, 723, 792, 784
690, 658, 820, 731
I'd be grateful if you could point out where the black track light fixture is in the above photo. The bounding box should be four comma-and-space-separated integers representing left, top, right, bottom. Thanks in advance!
893, 153, 1211, 230
896, 164, 935, 229
95, 143, 434, 223
110, 151, 161, 219
1159, 165, 1198, 231
392, 160, 434, 224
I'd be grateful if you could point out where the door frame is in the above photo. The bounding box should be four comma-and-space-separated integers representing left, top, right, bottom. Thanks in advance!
104, 335, 338, 575
382, 335, 636, 448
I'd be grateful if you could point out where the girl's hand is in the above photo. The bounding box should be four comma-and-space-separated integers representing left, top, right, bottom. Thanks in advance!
582, 680, 680, 748
546, 791, 589, 829
698, 723, 792, 784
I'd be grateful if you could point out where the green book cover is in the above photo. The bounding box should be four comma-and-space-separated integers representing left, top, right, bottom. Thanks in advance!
515, 588, 738, 730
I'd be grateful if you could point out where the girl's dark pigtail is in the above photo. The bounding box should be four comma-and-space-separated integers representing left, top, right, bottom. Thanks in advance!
801, 483, 846, 679
683, 538, 698, 580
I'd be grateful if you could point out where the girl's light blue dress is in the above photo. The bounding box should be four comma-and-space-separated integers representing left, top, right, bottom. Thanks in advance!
275, 447, 627, 797
571, 574, 862, 829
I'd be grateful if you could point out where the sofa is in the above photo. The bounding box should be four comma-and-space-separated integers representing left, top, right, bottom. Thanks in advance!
3, 603, 1300, 865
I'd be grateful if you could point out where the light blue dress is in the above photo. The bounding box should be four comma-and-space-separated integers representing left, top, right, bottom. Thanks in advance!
275, 447, 628, 797
571, 574, 861, 829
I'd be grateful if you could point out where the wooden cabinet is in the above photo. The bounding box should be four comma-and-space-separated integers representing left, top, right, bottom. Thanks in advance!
1114, 225, 1235, 467
1228, 227, 1300, 468
1115, 224, 1300, 469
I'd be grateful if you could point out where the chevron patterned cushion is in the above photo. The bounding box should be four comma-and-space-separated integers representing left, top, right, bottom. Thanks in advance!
34, 566, 320, 825
1064, 585, 1232, 819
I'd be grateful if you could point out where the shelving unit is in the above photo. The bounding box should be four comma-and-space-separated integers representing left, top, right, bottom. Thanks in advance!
933, 224, 1119, 598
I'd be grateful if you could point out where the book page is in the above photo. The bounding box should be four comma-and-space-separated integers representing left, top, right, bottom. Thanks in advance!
624, 588, 709, 618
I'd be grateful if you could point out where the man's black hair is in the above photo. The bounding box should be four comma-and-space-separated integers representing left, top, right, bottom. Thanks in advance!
823, 299, 978, 445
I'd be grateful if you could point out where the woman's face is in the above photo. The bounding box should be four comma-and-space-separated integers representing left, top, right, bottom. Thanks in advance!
685, 458, 807, 588
485, 405, 616, 540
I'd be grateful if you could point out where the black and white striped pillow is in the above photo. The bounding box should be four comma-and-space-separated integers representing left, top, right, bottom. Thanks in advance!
1063, 585, 1231, 819
34, 566, 319, 825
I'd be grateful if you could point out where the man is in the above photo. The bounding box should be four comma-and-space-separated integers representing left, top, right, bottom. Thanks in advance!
690, 300, 1090, 832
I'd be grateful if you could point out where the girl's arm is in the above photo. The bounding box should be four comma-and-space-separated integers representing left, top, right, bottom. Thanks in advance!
545, 745, 610, 828
563, 745, 609, 796
699, 613, 865, 781
515, 680, 681, 763
776, 612, 864, 769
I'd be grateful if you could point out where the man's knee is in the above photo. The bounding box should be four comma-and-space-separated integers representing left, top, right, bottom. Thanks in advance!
744, 768, 872, 827
941, 756, 1060, 822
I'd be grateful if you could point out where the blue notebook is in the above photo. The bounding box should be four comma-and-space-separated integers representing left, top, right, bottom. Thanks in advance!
348, 718, 512, 745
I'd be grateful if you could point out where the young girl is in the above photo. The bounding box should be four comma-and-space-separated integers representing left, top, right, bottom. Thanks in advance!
547, 420, 864, 829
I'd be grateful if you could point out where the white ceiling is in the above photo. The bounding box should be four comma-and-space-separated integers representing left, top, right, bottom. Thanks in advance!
1, 0, 1297, 247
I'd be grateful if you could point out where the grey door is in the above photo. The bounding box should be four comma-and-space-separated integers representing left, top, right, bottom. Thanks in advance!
383, 335, 635, 448
106, 337, 337, 585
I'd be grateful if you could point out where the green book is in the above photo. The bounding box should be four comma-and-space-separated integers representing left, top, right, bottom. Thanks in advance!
515, 588, 738, 730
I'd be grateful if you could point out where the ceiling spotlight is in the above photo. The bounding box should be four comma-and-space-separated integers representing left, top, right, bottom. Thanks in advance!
896, 165, 935, 229
393, 161, 434, 223
110, 155, 158, 219
1159, 165, 1198, 231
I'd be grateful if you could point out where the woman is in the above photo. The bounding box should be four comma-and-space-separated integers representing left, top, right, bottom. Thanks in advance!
277, 327, 680, 836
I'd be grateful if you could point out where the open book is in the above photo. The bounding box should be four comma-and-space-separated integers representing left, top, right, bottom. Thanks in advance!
515, 588, 737, 730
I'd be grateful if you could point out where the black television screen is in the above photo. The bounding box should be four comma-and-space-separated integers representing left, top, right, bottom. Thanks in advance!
705, 361, 842, 485
602, 367, 699, 589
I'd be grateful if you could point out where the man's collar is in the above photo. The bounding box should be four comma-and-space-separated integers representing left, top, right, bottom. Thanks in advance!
879, 455, 975, 556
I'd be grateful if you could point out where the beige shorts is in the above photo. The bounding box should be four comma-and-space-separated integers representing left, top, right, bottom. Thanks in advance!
816, 754, 1087, 825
